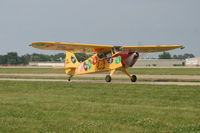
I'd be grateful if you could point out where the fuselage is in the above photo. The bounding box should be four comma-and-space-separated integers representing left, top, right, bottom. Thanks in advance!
65, 51, 139, 75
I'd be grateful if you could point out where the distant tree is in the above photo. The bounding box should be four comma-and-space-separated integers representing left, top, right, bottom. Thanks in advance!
173, 53, 195, 59
52, 53, 65, 62
0, 55, 7, 64
6, 52, 19, 65
31, 53, 51, 62
18, 54, 31, 64
158, 52, 171, 59
173, 55, 184, 59
183, 53, 195, 59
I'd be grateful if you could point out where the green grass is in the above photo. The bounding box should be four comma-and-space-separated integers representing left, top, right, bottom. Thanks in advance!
0, 68, 64, 74
0, 81, 200, 133
126, 68, 200, 75
1, 75, 200, 83
1, 68, 200, 75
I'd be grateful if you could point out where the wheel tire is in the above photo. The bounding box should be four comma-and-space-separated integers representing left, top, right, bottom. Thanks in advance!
131, 75, 137, 82
105, 75, 112, 82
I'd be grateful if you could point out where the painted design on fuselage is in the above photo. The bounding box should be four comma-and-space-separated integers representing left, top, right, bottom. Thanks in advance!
88, 59, 92, 69
107, 57, 113, 64
115, 56, 122, 64
96, 59, 105, 70
78, 64, 84, 72
92, 56, 98, 65
66, 59, 69, 64
83, 61, 88, 71
74, 52, 125, 74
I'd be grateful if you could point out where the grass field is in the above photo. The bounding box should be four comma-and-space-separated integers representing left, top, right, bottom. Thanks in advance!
0, 81, 200, 133
1, 67, 200, 75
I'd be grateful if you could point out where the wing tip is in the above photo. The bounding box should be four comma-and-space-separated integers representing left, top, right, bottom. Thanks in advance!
177, 45, 185, 50
180, 45, 185, 50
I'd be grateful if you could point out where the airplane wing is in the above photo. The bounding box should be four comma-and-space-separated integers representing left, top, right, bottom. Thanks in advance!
31, 42, 183, 53
30, 42, 113, 53
121, 45, 184, 53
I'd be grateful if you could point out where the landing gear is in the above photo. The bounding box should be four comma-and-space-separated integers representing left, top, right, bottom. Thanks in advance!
120, 68, 137, 83
131, 75, 137, 82
67, 75, 73, 82
105, 75, 112, 82
105, 69, 115, 82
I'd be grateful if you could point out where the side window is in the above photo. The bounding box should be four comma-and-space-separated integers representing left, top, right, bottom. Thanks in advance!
97, 53, 105, 59
74, 53, 94, 62
112, 47, 122, 53
105, 52, 112, 57
97, 51, 112, 59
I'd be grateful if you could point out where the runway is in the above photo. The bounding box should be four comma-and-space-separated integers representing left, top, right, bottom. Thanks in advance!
1, 73, 200, 79
0, 73, 200, 86
1, 78, 200, 86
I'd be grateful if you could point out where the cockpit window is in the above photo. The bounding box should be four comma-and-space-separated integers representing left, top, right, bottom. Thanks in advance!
97, 51, 112, 59
105, 52, 112, 57
112, 46, 122, 54
74, 53, 94, 62
97, 53, 104, 59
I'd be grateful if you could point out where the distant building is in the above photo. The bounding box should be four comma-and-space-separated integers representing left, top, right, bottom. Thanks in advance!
135, 59, 185, 67
29, 62, 64, 67
186, 57, 200, 66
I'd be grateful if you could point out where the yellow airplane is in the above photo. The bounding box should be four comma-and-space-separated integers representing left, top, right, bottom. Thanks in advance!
30, 42, 183, 82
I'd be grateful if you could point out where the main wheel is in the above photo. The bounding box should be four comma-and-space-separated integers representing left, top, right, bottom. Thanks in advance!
105, 75, 112, 82
131, 75, 137, 82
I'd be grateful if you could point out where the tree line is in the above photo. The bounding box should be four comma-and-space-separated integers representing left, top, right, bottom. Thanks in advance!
0, 52, 65, 65
158, 52, 195, 59
0, 52, 93, 65
0, 52, 196, 65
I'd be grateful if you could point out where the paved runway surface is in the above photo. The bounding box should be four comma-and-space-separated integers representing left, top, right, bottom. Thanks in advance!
1, 78, 200, 86
1, 73, 200, 79
1, 73, 200, 86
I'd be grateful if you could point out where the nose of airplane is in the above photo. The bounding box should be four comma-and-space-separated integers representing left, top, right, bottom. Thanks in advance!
125, 52, 139, 67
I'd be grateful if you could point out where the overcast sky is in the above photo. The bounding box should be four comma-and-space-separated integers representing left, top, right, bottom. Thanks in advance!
0, 0, 200, 57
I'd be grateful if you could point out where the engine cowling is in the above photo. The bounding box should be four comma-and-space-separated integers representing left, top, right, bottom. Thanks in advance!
125, 52, 139, 67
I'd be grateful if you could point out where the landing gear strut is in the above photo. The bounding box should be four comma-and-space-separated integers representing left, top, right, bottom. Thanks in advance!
120, 68, 137, 83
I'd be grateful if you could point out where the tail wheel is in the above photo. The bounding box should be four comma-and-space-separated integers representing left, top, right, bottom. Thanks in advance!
67, 75, 72, 82
105, 75, 112, 82
131, 75, 137, 82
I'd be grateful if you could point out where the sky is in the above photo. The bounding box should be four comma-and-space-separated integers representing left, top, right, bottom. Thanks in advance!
0, 0, 200, 57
